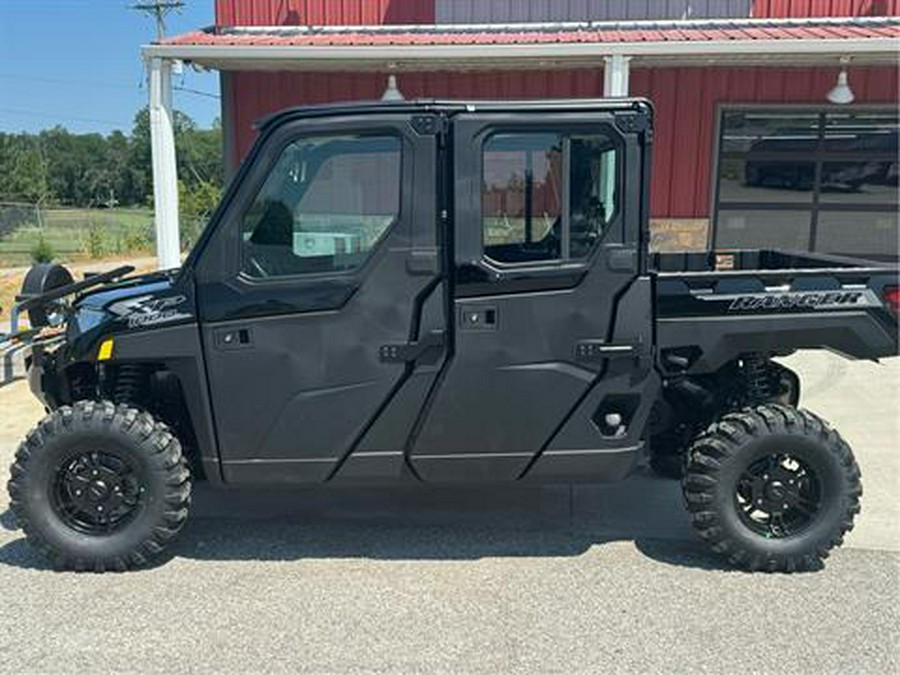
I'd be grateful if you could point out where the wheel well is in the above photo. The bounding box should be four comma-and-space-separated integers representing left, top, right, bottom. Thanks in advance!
60, 360, 206, 481
650, 353, 801, 458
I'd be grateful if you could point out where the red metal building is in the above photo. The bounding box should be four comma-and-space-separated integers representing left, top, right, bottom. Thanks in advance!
148, 0, 900, 259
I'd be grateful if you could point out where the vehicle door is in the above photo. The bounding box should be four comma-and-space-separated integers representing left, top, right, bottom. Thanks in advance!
194, 112, 446, 483
409, 105, 656, 481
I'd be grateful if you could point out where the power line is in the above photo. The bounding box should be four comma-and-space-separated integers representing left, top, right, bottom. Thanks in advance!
0, 74, 140, 91
174, 86, 220, 100
0, 107, 128, 128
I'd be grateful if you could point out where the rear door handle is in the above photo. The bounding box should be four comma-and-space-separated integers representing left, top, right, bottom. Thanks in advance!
575, 340, 640, 362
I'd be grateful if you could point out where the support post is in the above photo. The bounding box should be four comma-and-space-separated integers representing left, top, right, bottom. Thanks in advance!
603, 54, 631, 97
148, 57, 181, 270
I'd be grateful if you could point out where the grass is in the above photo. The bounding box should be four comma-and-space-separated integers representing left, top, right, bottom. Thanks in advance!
0, 207, 155, 267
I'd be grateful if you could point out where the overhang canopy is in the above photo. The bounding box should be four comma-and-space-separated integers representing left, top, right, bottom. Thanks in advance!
144, 16, 900, 71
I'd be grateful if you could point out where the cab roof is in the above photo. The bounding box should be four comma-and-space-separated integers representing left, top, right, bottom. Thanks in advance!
255, 97, 652, 131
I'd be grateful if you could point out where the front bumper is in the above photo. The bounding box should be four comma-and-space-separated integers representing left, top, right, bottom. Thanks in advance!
25, 339, 65, 409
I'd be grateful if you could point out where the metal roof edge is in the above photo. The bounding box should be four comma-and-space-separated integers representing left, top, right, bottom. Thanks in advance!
142, 36, 900, 63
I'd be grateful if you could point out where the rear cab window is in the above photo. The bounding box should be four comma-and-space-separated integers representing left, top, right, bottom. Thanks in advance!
482, 132, 619, 265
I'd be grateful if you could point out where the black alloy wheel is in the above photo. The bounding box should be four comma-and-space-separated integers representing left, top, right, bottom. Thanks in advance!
8, 400, 191, 572
735, 452, 821, 538
683, 404, 861, 572
51, 450, 144, 535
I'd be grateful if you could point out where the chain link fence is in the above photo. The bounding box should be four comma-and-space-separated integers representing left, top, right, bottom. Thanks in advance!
0, 201, 157, 267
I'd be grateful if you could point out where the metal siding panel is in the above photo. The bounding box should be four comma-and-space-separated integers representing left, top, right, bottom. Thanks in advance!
757, 67, 786, 100
606, 0, 629, 19
446, 0, 460, 23
750, 0, 893, 16
859, 65, 900, 100
566, 0, 587, 20
668, 68, 705, 216
692, 68, 731, 217
307, 0, 326, 24
215, 0, 230, 26
216, 0, 433, 26
646, 69, 677, 216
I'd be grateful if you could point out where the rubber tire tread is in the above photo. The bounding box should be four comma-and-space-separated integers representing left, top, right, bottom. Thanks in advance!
683, 404, 861, 573
7, 400, 191, 572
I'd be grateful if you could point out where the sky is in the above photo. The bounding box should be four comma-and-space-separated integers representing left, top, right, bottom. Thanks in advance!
0, 0, 220, 135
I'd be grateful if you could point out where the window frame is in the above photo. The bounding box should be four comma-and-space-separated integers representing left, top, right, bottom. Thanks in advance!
710, 103, 898, 255
478, 125, 624, 270
235, 127, 406, 285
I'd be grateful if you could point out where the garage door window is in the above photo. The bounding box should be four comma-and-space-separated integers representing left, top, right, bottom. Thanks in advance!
714, 108, 899, 262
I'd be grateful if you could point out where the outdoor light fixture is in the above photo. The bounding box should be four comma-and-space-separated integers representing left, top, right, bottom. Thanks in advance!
827, 58, 855, 104
381, 74, 405, 101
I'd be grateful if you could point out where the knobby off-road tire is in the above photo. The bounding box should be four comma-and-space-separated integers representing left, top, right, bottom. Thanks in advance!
8, 400, 191, 572
683, 404, 861, 572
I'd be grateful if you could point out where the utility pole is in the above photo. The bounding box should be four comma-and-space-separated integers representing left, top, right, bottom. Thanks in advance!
130, 0, 185, 41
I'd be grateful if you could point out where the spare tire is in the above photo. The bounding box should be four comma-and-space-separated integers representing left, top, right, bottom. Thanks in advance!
20, 263, 74, 327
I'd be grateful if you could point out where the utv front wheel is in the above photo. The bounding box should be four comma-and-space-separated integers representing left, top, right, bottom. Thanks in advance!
683, 404, 861, 572
8, 401, 191, 571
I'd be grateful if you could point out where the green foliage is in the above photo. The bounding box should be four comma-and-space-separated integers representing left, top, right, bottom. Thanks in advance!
178, 179, 222, 250
30, 232, 54, 263
0, 134, 51, 204
0, 108, 222, 210
83, 222, 107, 258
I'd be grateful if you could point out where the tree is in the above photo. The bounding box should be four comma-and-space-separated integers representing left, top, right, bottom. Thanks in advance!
0, 133, 51, 204
0, 109, 222, 209
130, 107, 223, 205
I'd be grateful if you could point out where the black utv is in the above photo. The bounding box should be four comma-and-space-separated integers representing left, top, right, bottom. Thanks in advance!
4, 99, 899, 572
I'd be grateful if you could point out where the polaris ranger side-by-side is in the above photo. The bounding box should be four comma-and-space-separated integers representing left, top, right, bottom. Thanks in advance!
4, 99, 898, 572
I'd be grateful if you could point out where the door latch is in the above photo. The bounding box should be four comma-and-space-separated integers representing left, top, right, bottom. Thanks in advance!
380, 330, 445, 364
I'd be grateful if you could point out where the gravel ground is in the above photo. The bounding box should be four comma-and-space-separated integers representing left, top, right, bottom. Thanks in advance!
0, 352, 897, 673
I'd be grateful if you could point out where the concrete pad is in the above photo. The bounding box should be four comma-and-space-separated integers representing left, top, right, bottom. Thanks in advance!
778, 352, 900, 552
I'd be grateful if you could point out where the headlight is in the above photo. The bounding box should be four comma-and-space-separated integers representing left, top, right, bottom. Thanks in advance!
74, 308, 108, 333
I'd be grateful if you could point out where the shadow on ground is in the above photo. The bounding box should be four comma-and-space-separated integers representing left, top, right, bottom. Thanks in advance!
0, 471, 732, 572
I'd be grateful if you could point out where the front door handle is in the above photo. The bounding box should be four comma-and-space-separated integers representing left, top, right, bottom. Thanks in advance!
213, 327, 253, 350
380, 330, 445, 364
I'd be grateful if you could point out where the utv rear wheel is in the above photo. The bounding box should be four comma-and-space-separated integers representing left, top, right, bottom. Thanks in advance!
7, 401, 191, 572
683, 404, 861, 572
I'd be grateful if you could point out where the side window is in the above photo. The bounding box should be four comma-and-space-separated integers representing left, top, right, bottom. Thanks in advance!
241, 134, 401, 278
482, 132, 618, 265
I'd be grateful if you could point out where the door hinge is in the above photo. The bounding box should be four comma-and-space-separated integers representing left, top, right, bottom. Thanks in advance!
411, 114, 445, 136
380, 330, 445, 364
